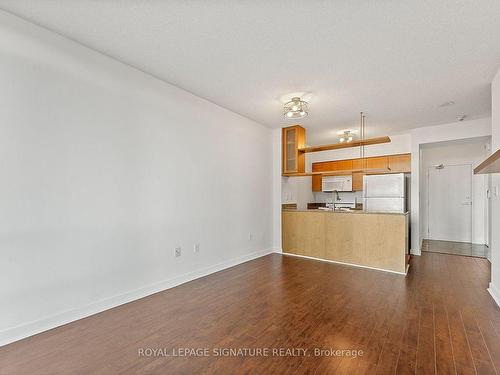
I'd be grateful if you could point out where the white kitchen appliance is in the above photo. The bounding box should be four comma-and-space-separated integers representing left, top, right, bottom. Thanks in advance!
322, 175, 352, 192
334, 197, 357, 210
324, 197, 357, 210
363, 173, 406, 212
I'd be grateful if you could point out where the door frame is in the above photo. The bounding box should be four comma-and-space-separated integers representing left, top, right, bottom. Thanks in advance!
426, 163, 473, 243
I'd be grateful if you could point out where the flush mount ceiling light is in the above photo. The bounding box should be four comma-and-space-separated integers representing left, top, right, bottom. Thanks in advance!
284, 97, 309, 119
336, 129, 356, 143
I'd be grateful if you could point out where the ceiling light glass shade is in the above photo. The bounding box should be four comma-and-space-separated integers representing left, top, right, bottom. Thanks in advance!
338, 130, 354, 143
284, 97, 308, 119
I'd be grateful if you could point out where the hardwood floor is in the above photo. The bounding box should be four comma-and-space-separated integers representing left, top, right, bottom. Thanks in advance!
1, 251, 499, 374
422, 239, 488, 258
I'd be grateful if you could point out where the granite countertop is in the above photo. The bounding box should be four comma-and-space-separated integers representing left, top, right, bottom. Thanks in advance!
282, 208, 409, 216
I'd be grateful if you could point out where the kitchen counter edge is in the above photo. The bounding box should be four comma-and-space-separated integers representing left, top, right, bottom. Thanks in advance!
282, 209, 409, 216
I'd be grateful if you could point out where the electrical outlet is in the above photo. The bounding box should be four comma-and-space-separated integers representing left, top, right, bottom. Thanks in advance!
174, 247, 181, 257
194, 243, 200, 253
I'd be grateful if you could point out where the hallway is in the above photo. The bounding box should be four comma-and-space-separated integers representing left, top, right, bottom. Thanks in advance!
423, 239, 489, 258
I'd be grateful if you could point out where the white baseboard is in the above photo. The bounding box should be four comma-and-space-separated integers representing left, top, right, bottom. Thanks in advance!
488, 282, 500, 307
410, 237, 424, 256
0, 248, 275, 347
281, 252, 407, 275
410, 238, 423, 256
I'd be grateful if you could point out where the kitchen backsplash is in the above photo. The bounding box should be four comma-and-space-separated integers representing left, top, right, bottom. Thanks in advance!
313, 191, 363, 204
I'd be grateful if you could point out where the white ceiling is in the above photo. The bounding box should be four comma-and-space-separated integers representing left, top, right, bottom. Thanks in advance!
1, 1, 500, 145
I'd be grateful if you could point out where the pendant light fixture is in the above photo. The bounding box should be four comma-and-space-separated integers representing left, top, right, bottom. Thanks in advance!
359, 112, 365, 159
338, 130, 354, 143
283, 110, 393, 177
283, 97, 309, 119
287, 111, 390, 155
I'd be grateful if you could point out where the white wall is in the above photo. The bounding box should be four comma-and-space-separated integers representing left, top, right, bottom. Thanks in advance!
490, 67, 500, 305
281, 177, 314, 209
410, 118, 492, 254
0, 11, 274, 345
420, 138, 490, 244
272, 129, 282, 251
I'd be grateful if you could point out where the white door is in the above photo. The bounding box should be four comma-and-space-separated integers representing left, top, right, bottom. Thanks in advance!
428, 164, 472, 242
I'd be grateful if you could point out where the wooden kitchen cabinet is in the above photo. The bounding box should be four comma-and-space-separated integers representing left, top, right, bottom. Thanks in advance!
282, 125, 306, 175
388, 154, 411, 173
365, 156, 389, 171
312, 161, 333, 173
334, 159, 353, 171
312, 160, 352, 174
312, 174, 322, 192
352, 172, 364, 191
309, 153, 411, 192
352, 158, 364, 170
282, 210, 408, 274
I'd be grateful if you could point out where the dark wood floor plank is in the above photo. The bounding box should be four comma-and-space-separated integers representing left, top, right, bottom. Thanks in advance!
396, 344, 417, 375
435, 305, 457, 374
448, 309, 477, 375
466, 330, 497, 374
376, 342, 400, 375
0, 251, 498, 375
476, 319, 500, 373
474, 361, 496, 375
402, 305, 420, 348
416, 325, 436, 375
421, 307, 435, 329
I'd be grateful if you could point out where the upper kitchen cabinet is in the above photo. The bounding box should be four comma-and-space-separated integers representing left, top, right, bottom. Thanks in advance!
312, 159, 353, 173
282, 125, 306, 175
310, 153, 411, 192
362, 154, 410, 173
364, 156, 389, 171
352, 158, 364, 170
388, 154, 411, 173
334, 159, 354, 171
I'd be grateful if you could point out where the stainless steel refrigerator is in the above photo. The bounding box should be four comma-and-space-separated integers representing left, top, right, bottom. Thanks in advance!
363, 173, 407, 213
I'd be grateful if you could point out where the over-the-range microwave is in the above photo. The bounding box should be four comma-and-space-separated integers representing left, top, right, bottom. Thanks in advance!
321, 175, 353, 192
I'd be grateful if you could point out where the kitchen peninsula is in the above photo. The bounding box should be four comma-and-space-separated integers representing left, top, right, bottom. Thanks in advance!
281, 124, 411, 274
282, 209, 409, 274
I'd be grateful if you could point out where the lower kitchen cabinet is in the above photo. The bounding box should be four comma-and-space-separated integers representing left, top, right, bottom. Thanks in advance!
282, 210, 409, 274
